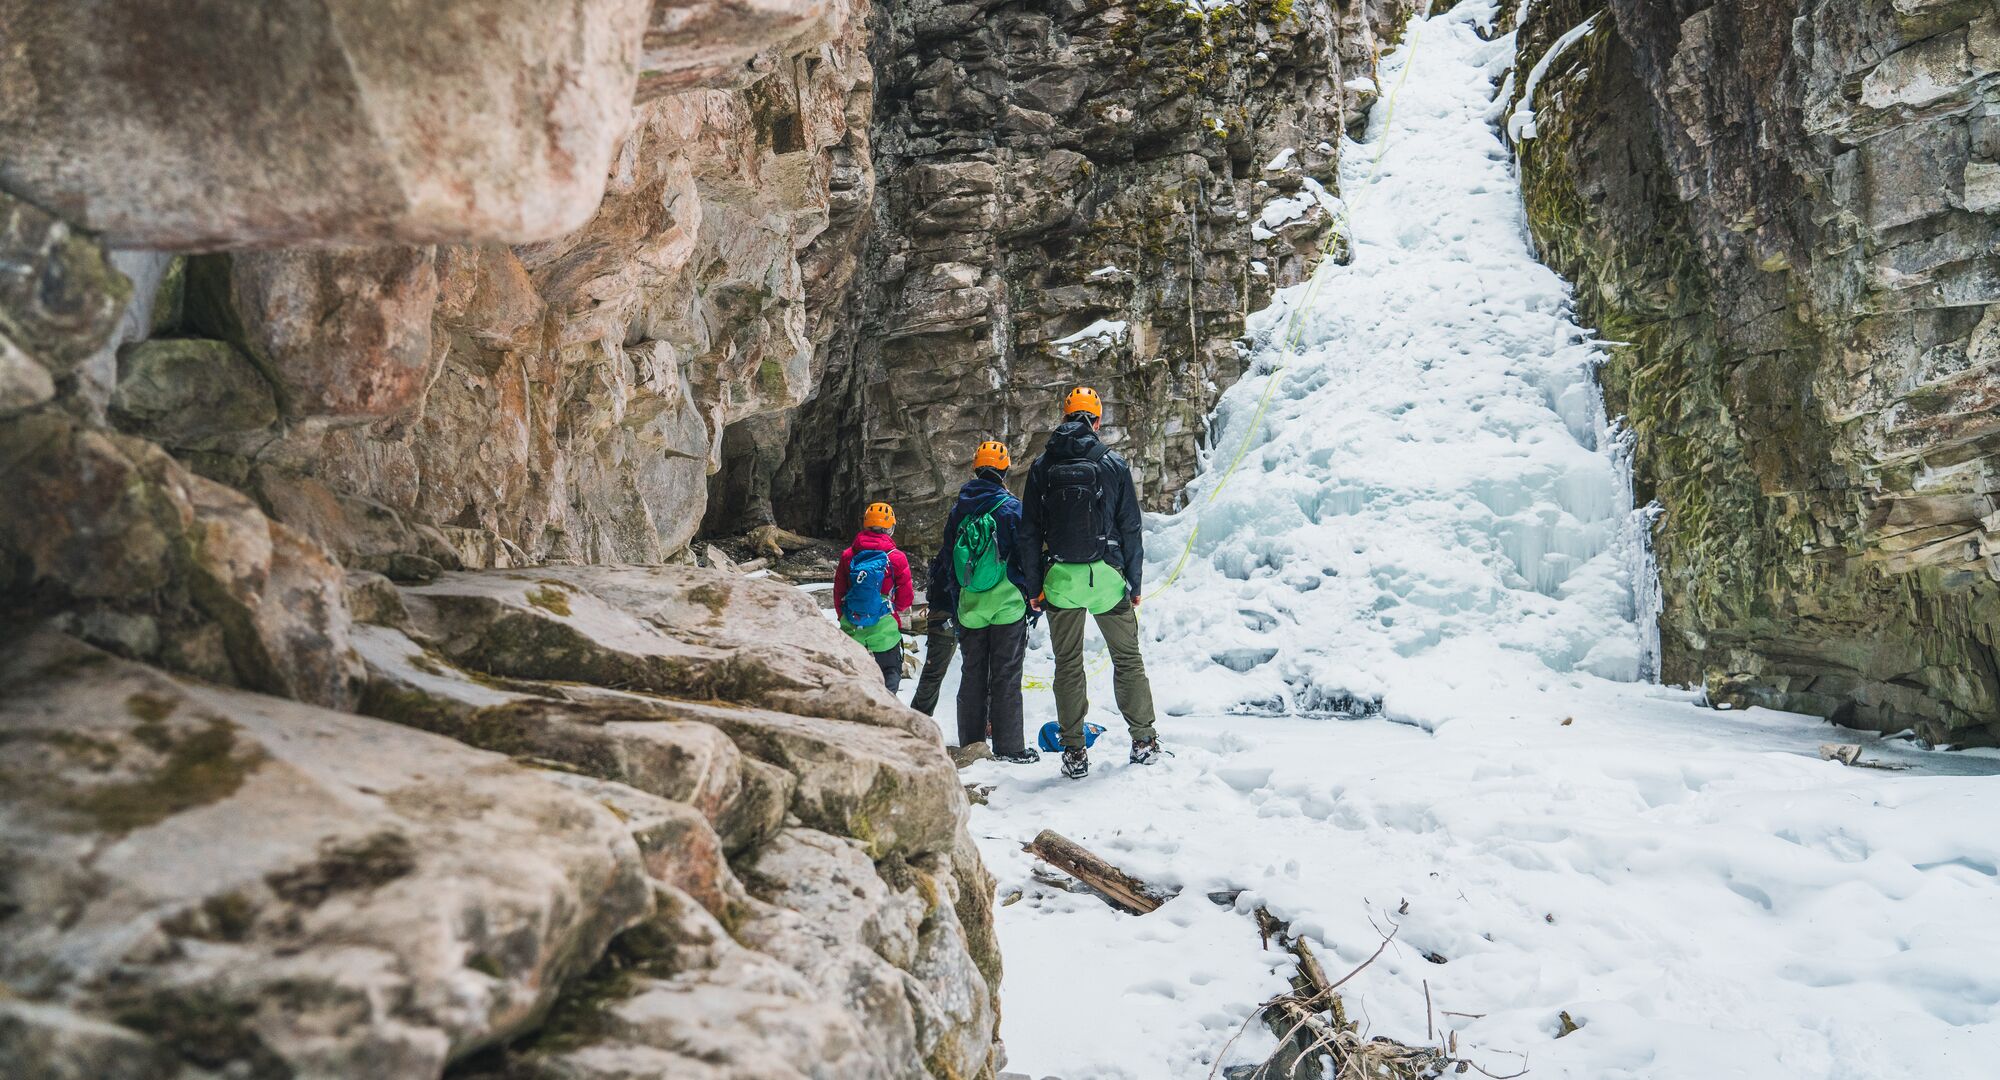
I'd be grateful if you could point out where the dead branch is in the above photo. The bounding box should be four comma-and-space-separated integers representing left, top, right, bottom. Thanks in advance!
1293, 935, 1332, 999
1213, 906, 1526, 1080
1256, 905, 1287, 949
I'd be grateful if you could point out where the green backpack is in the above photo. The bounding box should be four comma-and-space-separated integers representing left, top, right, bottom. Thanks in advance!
953, 500, 1010, 593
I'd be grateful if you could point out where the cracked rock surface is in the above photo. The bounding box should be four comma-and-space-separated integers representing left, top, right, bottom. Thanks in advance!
1512, 0, 2000, 741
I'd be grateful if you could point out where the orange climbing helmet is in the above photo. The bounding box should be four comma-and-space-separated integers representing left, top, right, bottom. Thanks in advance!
1063, 386, 1102, 419
973, 440, 1011, 472
862, 501, 896, 529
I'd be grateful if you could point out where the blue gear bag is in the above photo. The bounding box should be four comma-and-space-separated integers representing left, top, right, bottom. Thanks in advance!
842, 549, 893, 625
1037, 720, 1106, 753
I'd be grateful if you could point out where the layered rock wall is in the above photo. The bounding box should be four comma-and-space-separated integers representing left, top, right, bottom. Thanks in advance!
186, 13, 872, 572
0, 1, 1003, 1077
1511, 0, 2000, 741
713, 0, 1417, 547
2, 568, 999, 1079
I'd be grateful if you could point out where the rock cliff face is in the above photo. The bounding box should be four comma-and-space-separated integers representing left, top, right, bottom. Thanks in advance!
1511, 0, 2000, 742
2, 569, 998, 1079
0, 1, 1000, 1077
172, 8, 873, 571
714, 0, 1418, 547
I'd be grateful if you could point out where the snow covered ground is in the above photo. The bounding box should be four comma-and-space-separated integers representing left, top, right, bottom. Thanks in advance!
902, 2, 2000, 1077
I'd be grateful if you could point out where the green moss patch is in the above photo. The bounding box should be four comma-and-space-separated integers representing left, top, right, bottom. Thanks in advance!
69, 717, 262, 833
684, 582, 731, 618
125, 691, 177, 722
162, 891, 260, 943
525, 586, 572, 617
265, 831, 417, 908
465, 952, 506, 979
8, 728, 122, 770
490, 915, 687, 1060
111, 989, 292, 1080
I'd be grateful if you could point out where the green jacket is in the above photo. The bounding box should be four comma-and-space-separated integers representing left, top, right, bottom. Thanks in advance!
1043, 560, 1127, 614
840, 614, 902, 653
959, 580, 1027, 628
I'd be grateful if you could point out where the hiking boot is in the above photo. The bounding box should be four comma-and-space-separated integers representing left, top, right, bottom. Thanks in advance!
1060, 747, 1090, 779
997, 747, 1041, 765
1129, 738, 1163, 765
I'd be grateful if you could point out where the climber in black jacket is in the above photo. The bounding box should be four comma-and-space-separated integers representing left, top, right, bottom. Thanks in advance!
1018, 386, 1160, 780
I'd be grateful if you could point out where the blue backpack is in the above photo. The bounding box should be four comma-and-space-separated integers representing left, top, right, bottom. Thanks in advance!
843, 549, 893, 626
1037, 720, 1106, 753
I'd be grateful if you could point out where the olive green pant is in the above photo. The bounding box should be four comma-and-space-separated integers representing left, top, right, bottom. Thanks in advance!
1046, 596, 1157, 749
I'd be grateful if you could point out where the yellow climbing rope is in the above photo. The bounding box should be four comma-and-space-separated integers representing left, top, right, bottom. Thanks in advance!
1020, 650, 1112, 691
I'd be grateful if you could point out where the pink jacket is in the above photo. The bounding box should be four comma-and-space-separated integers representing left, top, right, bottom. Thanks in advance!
833, 529, 914, 615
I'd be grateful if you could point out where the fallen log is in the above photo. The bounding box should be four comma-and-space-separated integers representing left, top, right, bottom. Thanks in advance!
1023, 829, 1175, 914
747, 523, 818, 560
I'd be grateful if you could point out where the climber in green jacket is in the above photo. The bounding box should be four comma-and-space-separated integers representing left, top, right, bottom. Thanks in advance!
1019, 386, 1161, 780
928, 440, 1038, 764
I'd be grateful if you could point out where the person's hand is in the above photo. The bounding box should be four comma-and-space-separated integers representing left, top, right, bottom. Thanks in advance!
1130, 592, 1142, 609
1028, 593, 1043, 612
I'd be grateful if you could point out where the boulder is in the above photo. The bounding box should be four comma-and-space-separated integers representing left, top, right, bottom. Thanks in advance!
186, 248, 438, 423
0, 189, 129, 416
734, 830, 993, 1080
219, 16, 880, 566
686, 698, 966, 861
401, 566, 922, 733
0, 633, 653, 1078
0, 331, 55, 416
108, 338, 277, 449
248, 465, 460, 581
0, 0, 655, 248
469, 884, 888, 1080
468, 840, 994, 1080
0, 189, 130, 374
181, 473, 366, 710
0, 413, 363, 709
336, 565, 1000, 1078
541, 772, 751, 919
354, 623, 791, 855
356, 566, 965, 859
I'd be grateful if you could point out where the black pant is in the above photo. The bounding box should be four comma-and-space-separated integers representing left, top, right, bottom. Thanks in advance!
910, 617, 957, 716
957, 620, 1027, 755
872, 645, 901, 692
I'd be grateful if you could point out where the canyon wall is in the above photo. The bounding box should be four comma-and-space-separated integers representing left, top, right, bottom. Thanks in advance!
715, 0, 1419, 548
0, 2, 1001, 1077
1511, 0, 2000, 742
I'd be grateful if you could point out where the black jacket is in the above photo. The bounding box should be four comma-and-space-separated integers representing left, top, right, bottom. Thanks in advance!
1018, 420, 1144, 600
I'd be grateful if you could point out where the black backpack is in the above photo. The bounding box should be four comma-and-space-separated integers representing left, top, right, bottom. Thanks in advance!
1041, 445, 1110, 564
